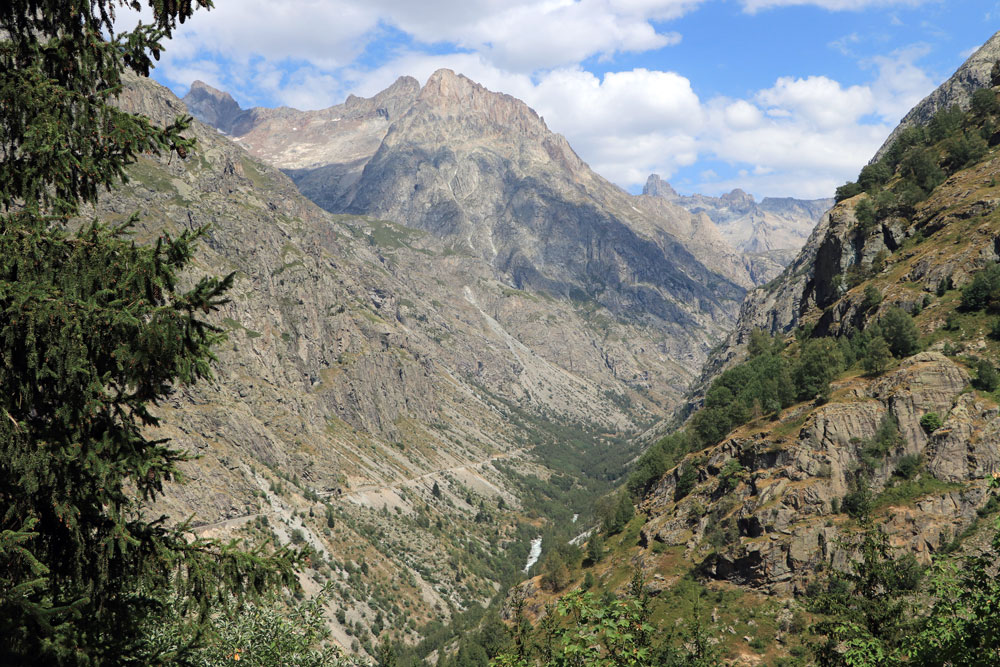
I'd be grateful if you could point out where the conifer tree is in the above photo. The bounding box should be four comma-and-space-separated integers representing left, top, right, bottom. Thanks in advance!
0, 2, 298, 664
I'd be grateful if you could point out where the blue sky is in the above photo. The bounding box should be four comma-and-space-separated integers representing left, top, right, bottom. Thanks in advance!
148, 0, 999, 199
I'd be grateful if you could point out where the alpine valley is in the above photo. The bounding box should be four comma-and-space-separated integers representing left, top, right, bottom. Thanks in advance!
97, 27, 1000, 666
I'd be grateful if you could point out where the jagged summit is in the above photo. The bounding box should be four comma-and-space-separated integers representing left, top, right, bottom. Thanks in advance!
184, 80, 244, 134
643, 174, 678, 198
185, 69, 790, 399
641, 174, 831, 256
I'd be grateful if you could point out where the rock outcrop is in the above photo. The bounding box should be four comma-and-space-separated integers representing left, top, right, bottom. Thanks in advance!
642, 352, 997, 594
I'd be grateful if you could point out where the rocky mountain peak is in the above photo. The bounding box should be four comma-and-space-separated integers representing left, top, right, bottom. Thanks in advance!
347, 75, 421, 120
643, 174, 678, 199
720, 188, 755, 211
184, 80, 244, 134
410, 68, 550, 139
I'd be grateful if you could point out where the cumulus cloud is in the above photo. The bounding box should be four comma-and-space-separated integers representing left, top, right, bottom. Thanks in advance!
154, 0, 702, 98
144, 0, 942, 198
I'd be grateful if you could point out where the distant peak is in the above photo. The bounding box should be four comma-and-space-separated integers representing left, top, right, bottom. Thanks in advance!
183, 80, 244, 134
188, 80, 237, 104
643, 174, 677, 199
721, 188, 755, 208
421, 68, 479, 101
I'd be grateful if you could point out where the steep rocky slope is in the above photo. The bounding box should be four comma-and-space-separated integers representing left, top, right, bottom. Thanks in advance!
706, 32, 1000, 379
642, 174, 832, 261
620, 34, 1000, 599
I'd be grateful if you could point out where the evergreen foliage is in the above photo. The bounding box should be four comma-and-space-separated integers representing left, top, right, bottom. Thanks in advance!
919, 413, 942, 433
601, 492, 635, 535
808, 522, 923, 666
861, 336, 891, 376
878, 307, 920, 358
961, 262, 1000, 312
0, 2, 299, 663
973, 358, 1000, 392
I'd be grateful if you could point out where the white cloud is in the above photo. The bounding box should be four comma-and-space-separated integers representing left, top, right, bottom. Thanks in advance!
866, 45, 936, 122
155, 0, 700, 93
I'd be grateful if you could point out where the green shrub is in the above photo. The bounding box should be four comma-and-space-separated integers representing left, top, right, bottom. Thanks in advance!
674, 464, 698, 502
961, 263, 1000, 312
972, 88, 999, 117
894, 454, 924, 480
862, 336, 892, 376
716, 458, 744, 495
862, 284, 883, 310
920, 413, 943, 433
974, 359, 1000, 392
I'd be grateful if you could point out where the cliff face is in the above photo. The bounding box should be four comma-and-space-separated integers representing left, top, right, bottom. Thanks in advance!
642, 351, 997, 595
705, 31, 1000, 380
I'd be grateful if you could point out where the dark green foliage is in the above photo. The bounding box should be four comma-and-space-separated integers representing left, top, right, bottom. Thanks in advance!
835, 181, 863, 203
715, 459, 744, 495
944, 130, 988, 171
693, 332, 796, 445
585, 533, 604, 566
879, 307, 920, 358
893, 454, 923, 480
539, 551, 570, 592
882, 126, 927, 171
0, 2, 304, 664
990, 318, 1000, 341
626, 431, 696, 498
919, 413, 942, 433
842, 477, 873, 519
861, 284, 882, 310
936, 277, 950, 297
973, 358, 1000, 392
961, 263, 1000, 312
857, 163, 892, 193
860, 414, 904, 469
861, 336, 891, 376
928, 105, 965, 143
674, 464, 698, 502
601, 492, 635, 535
432, 481, 442, 498
793, 338, 843, 401
901, 147, 945, 194
808, 522, 922, 666
854, 198, 877, 234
